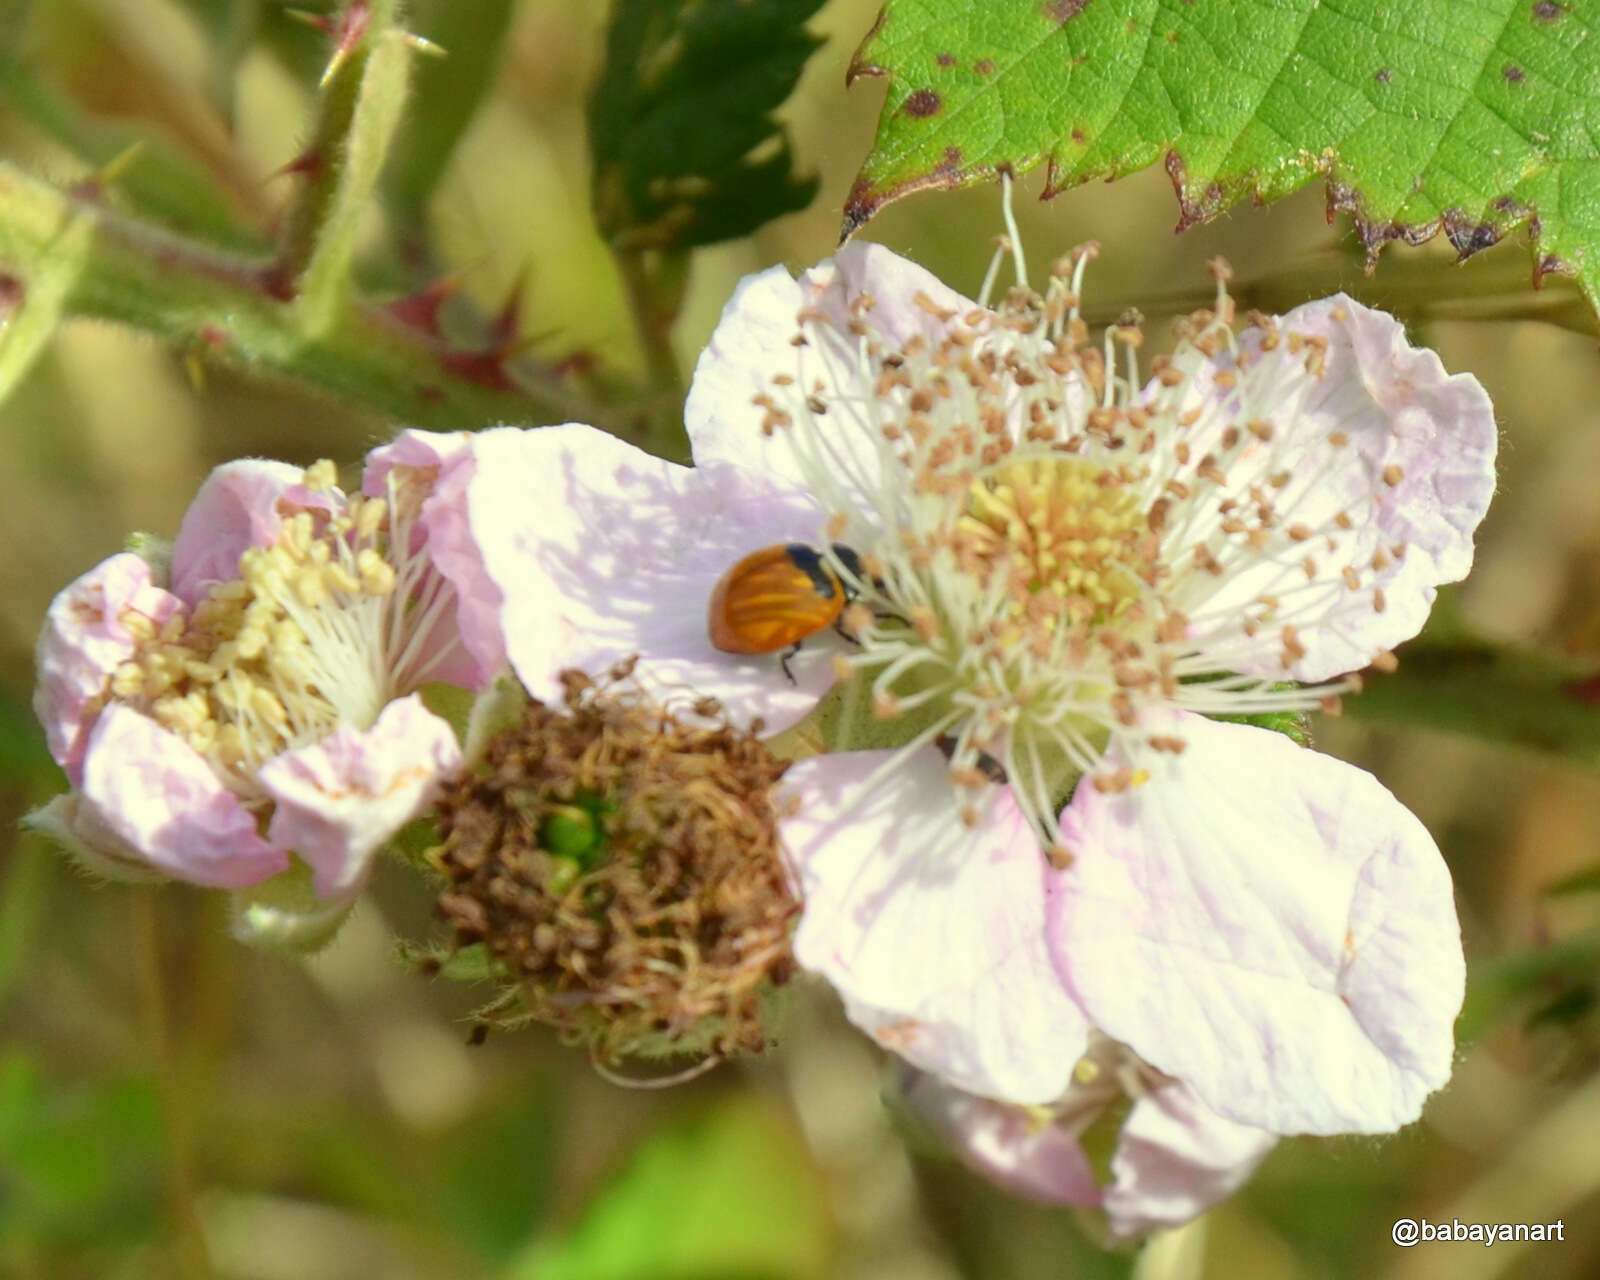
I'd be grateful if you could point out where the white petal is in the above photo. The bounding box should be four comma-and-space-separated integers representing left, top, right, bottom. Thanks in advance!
466, 423, 839, 732
1046, 712, 1463, 1134
1104, 1080, 1277, 1242
259, 695, 461, 901
362, 428, 507, 689
79, 705, 286, 888
783, 748, 1087, 1103
34, 552, 183, 785
899, 1070, 1100, 1206
1170, 295, 1496, 681
168, 458, 307, 606
685, 243, 978, 522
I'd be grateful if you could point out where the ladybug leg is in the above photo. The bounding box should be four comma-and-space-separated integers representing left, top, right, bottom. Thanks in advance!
831, 616, 862, 646
779, 642, 802, 684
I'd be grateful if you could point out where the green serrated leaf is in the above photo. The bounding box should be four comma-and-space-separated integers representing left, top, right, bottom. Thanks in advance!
848, 0, 1600, 319
590, 0, 826, 250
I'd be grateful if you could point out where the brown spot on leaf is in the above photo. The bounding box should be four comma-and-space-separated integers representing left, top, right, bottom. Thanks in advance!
936, 52, 955, 67
1042, 0, 1090, 22
1535, 252, 1567, 284
974, 58, 996, 75
1165, 28, 1178, 43
1165, 151, 1224, 232
1503, 63, 1526, 83
938, 146, 963, 173
0, 272, 22, 317
1374, 67, 1391, 84
1442, 209, 1501, 258
1071, 128, 1087, 145
1533, 1, 1567, 21
903, 88, 943, 118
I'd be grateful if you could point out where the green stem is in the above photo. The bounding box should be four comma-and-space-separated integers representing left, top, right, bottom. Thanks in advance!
0, 161, 629, 432
135, 889, 216, 1280
615, 247, 690, 453
1078, 246, 1591, 334
276, 0, 411, 336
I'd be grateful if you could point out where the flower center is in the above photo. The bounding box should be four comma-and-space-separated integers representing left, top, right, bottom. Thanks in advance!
958, 457, 1152, 636
110, 461, 461, 797
756, 250, 1357, 849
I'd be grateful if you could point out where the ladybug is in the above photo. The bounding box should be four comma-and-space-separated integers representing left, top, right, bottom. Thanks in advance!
708, 542, 865, 680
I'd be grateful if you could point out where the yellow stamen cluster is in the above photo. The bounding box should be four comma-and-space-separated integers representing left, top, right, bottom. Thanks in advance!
107, 463, 452, 796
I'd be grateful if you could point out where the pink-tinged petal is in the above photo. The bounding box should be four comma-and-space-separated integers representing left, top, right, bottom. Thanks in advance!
1169, 296, 1496, 682
899, 1071, 1101, 1207
24, 792, 171, 884
784, 748, 1088, 1103
78, 704, 285, 888
1104, 1081, 1276, 1242
259, 694, 461, 901
685, 244, 977, 511
169, 459, 307, 606
34, 552, 184, 785
362, 429, 505, 689
467, 423, 838, 733
1047, 713, 1463, 1135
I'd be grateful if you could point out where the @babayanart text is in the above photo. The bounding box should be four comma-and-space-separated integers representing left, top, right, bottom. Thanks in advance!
1392, 1218, 1566, 1247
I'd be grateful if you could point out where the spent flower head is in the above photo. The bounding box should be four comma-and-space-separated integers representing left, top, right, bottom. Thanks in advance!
430, 661, 799, 1072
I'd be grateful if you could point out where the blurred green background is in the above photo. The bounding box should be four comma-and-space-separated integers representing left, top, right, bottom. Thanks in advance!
3, 1, 1600, 1277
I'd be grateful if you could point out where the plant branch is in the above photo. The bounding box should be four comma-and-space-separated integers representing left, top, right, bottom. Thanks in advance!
275, 0, 411, 336
1078, 244, 1592, 336
0, 162, 632, 432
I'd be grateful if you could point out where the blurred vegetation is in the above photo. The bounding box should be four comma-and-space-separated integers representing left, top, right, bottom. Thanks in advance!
3, 2, 1600, 1278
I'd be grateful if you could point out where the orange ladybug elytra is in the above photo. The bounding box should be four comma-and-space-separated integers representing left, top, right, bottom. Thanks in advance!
708, 542, 865, 679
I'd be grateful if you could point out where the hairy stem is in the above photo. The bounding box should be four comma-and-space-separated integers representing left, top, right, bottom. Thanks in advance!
0, 162, 629, 432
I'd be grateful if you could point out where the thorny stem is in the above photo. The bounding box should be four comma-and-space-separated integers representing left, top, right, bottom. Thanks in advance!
276, 0, 409, 337
0, 162, 632, 433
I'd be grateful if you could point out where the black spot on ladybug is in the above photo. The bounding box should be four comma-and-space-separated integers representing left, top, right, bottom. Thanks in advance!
904, 88, 943, 118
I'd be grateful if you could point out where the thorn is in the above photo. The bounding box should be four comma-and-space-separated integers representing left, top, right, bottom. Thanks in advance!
270, 148, 323, 181
97, 140, 146, 188
67, 139, 148, 201
318, 1, 374, 88
401, 31, 447, 58
0, 273, 23, 325
490, 264, 532, 347
383, 274, 460, 334
183, 349, 207, 393
284, 8, 336, 36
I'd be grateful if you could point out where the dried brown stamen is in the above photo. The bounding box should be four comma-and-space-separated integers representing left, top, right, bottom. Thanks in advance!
432, 664, 799, 1070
